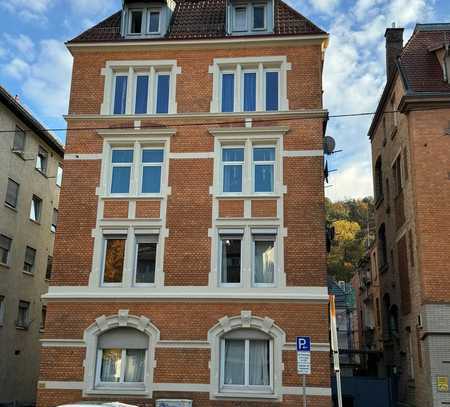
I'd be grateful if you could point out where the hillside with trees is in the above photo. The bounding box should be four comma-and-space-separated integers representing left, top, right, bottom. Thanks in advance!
326, 197, 375, 281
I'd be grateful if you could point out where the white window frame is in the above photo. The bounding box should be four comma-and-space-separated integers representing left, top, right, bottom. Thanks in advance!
219, 337, 273, 393
252, 233, 277, 287
109, 147, 135, 195
232, 6, 248, 32
218, 233, 243, 288
209, 56, 290, 113
221, 145, 245, 195
56, 164, 63, 187
154, 71, 172, 114
252, 4, 267, 30
100, 235, 128, 288
241, 69, 258, 112
128, 9, 145, 35
252, 145, 276, 193
147, 9, 161, 34
133, 235, 159, 287
102, 60, 180, 116
139, 146, 164, 195
95, 348, 148, 388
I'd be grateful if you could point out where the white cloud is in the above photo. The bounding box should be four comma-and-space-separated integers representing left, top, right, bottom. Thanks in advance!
307, 0, 341, 13
1, 0, 52, 20
19, 40, 73, 118
2, 58, 30, 80
68, 0, 119, 16
326, 160, 374, 201
3, 34, 35, 60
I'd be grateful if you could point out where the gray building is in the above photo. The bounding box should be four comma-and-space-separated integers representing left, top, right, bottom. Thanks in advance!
0, 86, 64, 405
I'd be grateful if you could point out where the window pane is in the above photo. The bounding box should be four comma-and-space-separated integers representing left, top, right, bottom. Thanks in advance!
223, 165, 242, 193
224, 339, 245, 385
136, 242, 156, 284
223, 148, 244, 162
156, 74, 170, 113
13, 127, 25, 152
142, 149, 164, 163
254, 240, 274, 284
6, 179, 19, 208
46, 256, 53, 280
56, 165, 63, 187
30, 196, 41, 221
130, 11, 143, 33
100, 349, 122, 382
234, 7, 247, 31
253, 147, 275, 161
243, 72, 256, 112
112, 149, 133, 163
111, 167, 131, 194
113, 76, 128, 114
265, 72, 279, 111
221, 239, 241, 284
253, 6, 265, 29
125, 349, 145, 382
255, 164, 274, 192
103, 239, 125, 283
249, 340, 270, 385
148, 11, 160, 32
135, 75, 149, 114
221, 73, 234, 113
142, 166, 161, 193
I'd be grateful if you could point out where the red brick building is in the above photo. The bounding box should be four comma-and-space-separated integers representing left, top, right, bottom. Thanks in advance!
369, 24, 450, 407
37, 1, 331, 405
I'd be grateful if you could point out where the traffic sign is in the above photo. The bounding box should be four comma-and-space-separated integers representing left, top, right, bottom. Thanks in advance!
296, 336, 311, 352
297, 351, 311, 375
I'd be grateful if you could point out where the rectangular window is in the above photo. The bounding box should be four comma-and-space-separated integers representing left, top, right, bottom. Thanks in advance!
148, 11, 160, 33
253, 147, 275, 192
222, 148, 244, 193
16, 301, 30, 328
135, 236, 157, 285
393, 154, 403, 196
253, 236, 275, 286
111, 149, 133, 194
41, 306, 47, 330
221, 73, 235, 113
220, 235, 242, 285
56, 164, 63, 187
36, 147, 48, 174
113, 75, 128, 115
156, 74, 170, 114
30, 195, 42, 222
243, 71, 257, 112
13, 126, 25, 153
0, 296, 4, 325
233, 7, 247, 31
24, 246, 36, 274
222, 338, 271, 388
5, 178, 19, 208
0, 235, 12, 265
51, 208, 58, 233
99, 348, 145, 383
141, 149, 163, 193
46, 256, 53, 280
103, 238, 126, 284
129, 10, 143, 34
253, 5, 265, 29
135, 75, 149, 114
265, 71, 279, 111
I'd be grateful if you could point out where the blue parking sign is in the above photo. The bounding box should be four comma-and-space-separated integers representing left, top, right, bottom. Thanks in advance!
296, 336, 311, 352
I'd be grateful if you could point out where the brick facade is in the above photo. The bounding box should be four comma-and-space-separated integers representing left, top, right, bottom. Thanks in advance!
37, 4, 331, 406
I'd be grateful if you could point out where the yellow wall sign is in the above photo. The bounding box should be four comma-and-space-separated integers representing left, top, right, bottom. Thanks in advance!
437, 376, 449, 392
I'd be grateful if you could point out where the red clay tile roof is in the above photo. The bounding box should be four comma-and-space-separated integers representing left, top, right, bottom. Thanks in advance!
399, 25, 450, 93
68, 0, 326, 43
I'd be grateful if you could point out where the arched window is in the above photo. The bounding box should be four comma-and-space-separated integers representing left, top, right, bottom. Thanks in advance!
83, 310, 159, 396
208, 311, 285, 400
96, 327, 148, 387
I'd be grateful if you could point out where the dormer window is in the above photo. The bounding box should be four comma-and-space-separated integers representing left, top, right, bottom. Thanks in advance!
148, 10, 161, 33
129, 10, 144, 34
228, 0, 273, 35
122, 3, 172, 38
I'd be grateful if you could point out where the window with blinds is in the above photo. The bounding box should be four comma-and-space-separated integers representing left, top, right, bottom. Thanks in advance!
5, 178, 19, 208
23, 246, 36, 274
13, 126, 25, 153
0, 235, 12, 265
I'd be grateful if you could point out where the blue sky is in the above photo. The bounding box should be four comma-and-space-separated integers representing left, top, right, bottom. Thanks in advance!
0, 0, 448, 200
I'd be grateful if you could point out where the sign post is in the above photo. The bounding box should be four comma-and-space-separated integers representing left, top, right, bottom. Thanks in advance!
296, 336, 311, 407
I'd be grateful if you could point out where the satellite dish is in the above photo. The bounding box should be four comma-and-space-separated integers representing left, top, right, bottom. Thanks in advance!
324, 136, 336, 155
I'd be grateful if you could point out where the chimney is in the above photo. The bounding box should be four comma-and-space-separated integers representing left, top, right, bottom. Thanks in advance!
385, 26, 404, 82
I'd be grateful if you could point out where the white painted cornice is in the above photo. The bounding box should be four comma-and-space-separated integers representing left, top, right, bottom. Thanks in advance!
209, 126, 289, 137
96, 128, 176, 137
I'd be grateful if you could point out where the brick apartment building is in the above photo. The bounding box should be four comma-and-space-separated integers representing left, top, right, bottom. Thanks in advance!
37, 1, 332, 405
0, 86, 64, 405
369, 24, 450, 406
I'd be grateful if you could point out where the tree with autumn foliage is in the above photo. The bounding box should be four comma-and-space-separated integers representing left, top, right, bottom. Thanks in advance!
326, 197, 375, 281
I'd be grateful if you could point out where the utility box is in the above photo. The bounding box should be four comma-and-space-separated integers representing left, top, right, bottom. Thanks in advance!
155, 400, 192, 407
